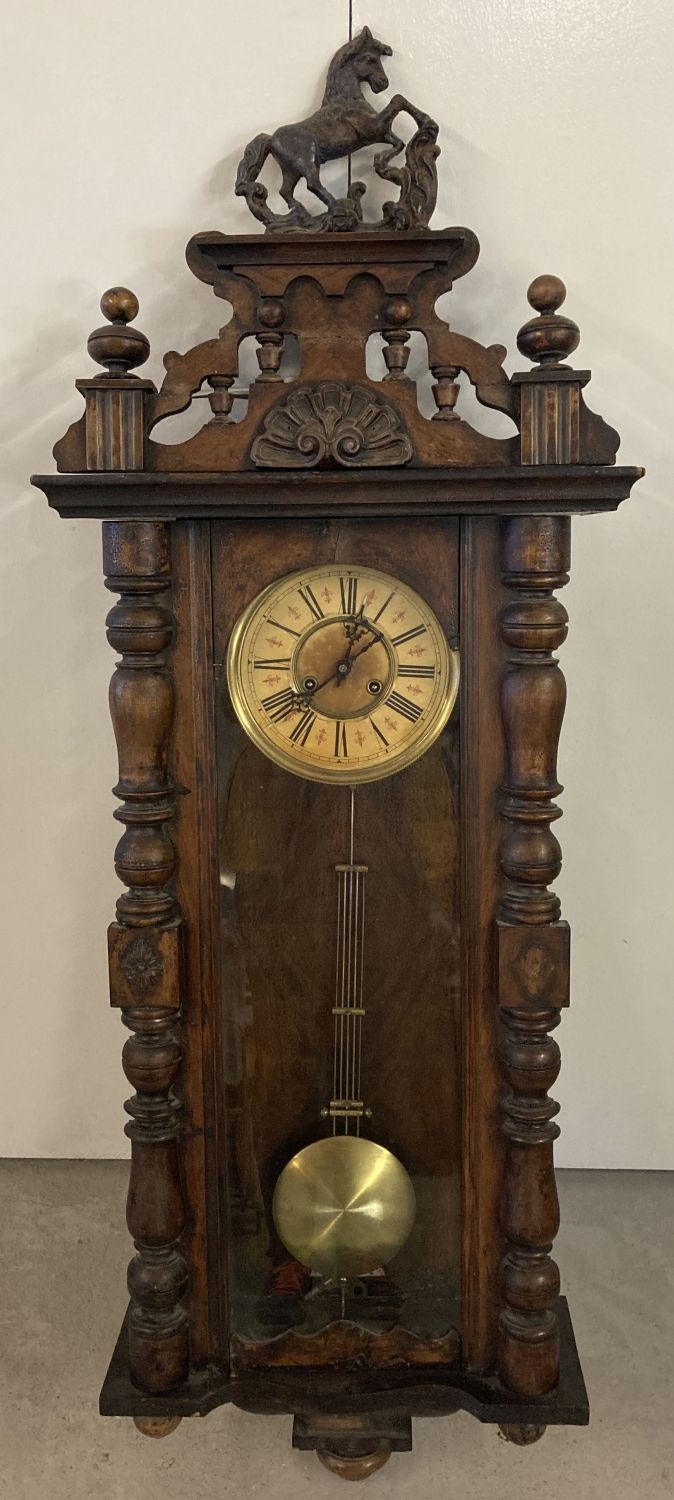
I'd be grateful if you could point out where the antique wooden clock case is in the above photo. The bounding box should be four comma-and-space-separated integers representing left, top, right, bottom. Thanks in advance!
34, 30, 642, 1479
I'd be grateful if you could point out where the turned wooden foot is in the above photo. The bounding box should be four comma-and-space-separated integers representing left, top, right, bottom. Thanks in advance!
317, 1445, 391, 1480
293, 1409, 410, 1476
498, 1422, 546, 1446
133, 1416, 182, 1439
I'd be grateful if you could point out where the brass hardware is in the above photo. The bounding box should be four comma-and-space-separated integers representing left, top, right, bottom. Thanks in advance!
272, 1135, 416, 1280
268, 760, 417, 1285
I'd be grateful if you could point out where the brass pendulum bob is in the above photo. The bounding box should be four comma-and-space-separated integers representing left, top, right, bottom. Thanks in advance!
272, 790, 415, 1281
273, 1134, 416, 1280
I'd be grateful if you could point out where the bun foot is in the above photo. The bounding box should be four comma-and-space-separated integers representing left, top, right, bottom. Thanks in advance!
133, 1416, 182, 1439
317, 1445, 391, 1481
498, 1423, 546, 1446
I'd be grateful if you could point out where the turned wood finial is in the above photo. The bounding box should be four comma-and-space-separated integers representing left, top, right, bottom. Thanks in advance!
517, 274, 580, 366
87, 287, 150, 376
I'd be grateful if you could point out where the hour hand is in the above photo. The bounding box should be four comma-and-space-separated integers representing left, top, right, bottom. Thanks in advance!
344, 603, 372, 642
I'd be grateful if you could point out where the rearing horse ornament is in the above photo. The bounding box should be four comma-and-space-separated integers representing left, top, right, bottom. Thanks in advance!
235, 26, 440, 233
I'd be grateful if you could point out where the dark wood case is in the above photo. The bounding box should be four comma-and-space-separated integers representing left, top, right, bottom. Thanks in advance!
33, 226, 641, 1469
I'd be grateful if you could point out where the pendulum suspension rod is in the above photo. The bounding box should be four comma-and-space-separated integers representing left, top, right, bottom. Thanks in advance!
329, 787, 368, 1136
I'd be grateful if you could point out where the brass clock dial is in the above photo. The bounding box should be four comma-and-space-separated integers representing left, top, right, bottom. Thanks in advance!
227, 564, 459, 784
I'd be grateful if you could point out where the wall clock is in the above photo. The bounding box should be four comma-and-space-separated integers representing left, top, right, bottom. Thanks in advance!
33, 24, 642, 1484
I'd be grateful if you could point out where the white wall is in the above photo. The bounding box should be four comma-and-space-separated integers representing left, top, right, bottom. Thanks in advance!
1, 0, 672, 1164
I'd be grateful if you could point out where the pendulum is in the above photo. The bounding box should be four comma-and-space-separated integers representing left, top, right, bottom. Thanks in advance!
272, 788, 416, 1282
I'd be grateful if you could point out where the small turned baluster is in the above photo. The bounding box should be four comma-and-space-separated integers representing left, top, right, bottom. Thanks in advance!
431, 365, 460, 420
381, 296, 411, 379
255, 297, 285, 380
78, 288, 154, 471
496, 515, 571, 1402
103, 520, 189, 1398
513, 275, 587, 463
206, 375, 236, 425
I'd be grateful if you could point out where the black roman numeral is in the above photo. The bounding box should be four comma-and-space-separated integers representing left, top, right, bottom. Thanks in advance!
391, 624, 427, 647
385, 691, 423, 723
369, 717, 389, 748
334, 721, 348, 757
339, 576, 358, 615
254, 657, 291, 669
373, 591, 394, 623
289, 708, 317, 746
398, 664, 435, 679
298, 585, 324, 621
261, 687, 297, 722
267, 617, 301, 638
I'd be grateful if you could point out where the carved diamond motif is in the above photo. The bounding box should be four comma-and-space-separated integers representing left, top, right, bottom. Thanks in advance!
119, 934, 165, 999
512, 942, 554, 1000
250, 382, 413, 470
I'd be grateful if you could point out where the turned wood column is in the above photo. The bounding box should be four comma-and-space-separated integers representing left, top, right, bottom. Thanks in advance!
103, 519, 189, 1394
496, 514, 571, 1398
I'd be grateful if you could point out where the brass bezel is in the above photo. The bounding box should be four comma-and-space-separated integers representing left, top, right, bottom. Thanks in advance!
226, 564, 460, 786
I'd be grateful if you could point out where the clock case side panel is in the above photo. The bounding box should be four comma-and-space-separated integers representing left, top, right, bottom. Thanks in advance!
169, 521, 230, 1372
459, 517, 508, 1373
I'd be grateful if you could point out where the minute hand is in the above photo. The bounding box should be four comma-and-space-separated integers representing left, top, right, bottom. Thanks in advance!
347, 628, 384, 664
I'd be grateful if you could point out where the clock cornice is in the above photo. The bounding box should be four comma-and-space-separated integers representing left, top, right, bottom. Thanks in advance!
33, 463, 643, 521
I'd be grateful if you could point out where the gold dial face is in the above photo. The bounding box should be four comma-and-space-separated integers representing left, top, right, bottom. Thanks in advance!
226, 564, 459, 785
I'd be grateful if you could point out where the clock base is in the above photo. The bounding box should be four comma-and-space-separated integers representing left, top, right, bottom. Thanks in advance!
100, 1297, 588, 1432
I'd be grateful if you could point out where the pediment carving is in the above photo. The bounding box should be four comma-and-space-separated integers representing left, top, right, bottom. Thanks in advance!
249, 382, 413, 469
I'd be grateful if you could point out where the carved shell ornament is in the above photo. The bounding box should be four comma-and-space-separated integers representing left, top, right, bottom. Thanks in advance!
250, 382, 413, 469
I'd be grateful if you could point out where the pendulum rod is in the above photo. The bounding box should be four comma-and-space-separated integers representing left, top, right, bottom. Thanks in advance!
329, 787, 368, 1136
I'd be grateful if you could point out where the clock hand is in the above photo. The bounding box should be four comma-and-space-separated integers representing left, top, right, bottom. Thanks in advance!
293, 660, 346, 705
347, 629, 384, 665
294, 642, 375, 707
322, 627, 385, 691
343, 603, 369, 642
337, 607, 370, 677
294, 615, 384, 707
333, 609, 382, 685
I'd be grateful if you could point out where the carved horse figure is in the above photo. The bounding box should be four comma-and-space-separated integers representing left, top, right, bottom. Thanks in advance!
235, 26, 437, 227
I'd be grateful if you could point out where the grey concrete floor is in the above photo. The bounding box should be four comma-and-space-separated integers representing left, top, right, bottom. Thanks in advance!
0, 1164, 672, 1499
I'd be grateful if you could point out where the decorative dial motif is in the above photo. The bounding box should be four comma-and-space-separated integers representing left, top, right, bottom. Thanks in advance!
226, 565, 459, 784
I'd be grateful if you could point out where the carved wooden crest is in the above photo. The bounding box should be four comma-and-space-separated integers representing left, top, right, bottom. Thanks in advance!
235, 27, 439, 233
249, 382, 413, 469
